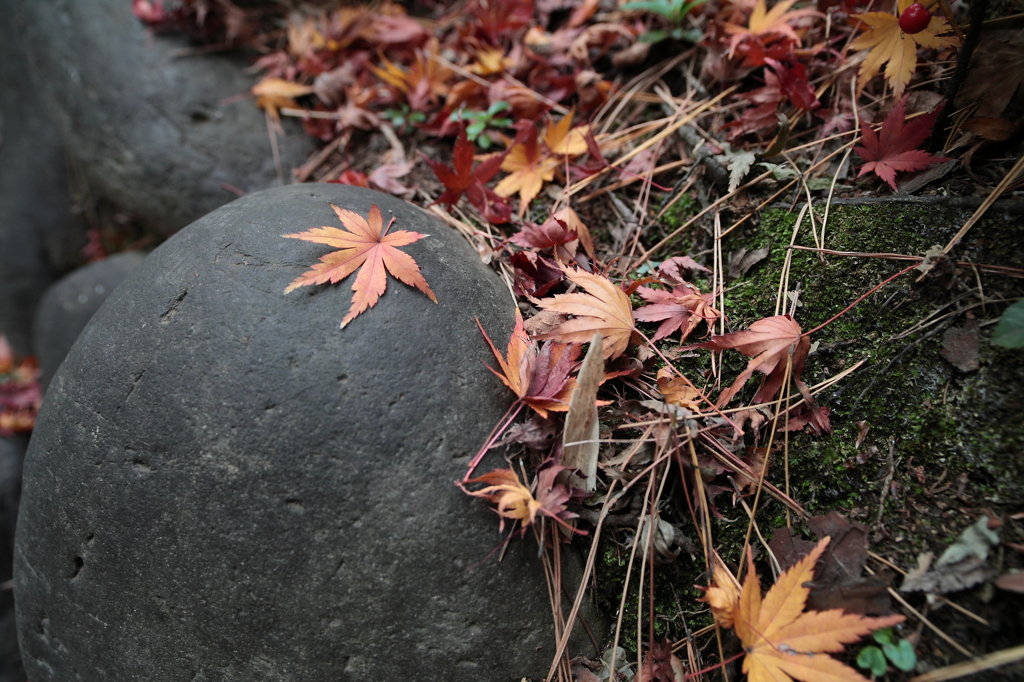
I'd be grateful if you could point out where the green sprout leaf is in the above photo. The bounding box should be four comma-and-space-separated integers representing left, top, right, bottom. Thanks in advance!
882, 639, 917, 672
857, 645, 888, 677
992, 299, 1024, 349
872, 628, 895, 646
622, 0, 675, 18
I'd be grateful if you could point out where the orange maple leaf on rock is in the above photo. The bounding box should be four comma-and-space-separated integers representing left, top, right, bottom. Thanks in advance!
715, 538, 905, 682
535, 267, 636, 360
284, 204, 437, 328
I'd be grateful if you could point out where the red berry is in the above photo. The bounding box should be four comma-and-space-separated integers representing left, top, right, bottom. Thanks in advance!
899, 3, 931, 34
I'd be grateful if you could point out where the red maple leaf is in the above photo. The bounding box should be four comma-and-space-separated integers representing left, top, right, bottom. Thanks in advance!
510, 251, 563, 297
468, 0, 535, 44
728, 59, 819, 140
854, 95, 949, 192
422, 129, 512, 224
633, 282, 721, 342
691, 314, 809, 407
478, 310, 580, 419
659, 256, 711, 284
511, 214, 580, 262
284, 204, 437, 328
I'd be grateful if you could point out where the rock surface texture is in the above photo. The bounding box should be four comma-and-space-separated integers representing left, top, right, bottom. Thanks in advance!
34, 252, 147, 390
15, 185, 597, 681
12, 0, 315, 236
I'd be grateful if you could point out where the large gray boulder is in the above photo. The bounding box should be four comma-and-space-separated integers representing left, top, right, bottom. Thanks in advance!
10, 0, 315, 236
14, 185, 599, 681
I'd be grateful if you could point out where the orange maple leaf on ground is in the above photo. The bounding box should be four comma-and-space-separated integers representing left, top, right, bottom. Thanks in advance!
693, 314, 809, 407
478, 309, 579, 418
710, 538, 905, 682
283, 203, 437, 328
459, 465, 581, 536
850, 0, 959, 98
534, 267, 636, 360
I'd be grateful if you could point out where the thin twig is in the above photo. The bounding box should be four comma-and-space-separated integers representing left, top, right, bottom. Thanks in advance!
939, 152, 1024, 255
909, 644, 1024, 682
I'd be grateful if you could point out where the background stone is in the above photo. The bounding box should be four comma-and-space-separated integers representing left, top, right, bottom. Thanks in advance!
34, 252, 147, 390
11, 0, 316, 237
0, 0, 89, 355
0, 436, 26, 682
15, 185, 600, 681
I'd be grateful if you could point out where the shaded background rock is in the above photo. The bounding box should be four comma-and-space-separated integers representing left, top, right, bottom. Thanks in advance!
0, 0, 89, 356
34, 252, 147, 390
9, 0, 316, 237
15, 185, 601, 681
0, 436, 27, 682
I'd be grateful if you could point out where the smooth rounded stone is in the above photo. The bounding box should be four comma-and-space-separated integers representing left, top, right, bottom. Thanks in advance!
0, 0, 89, 355
15, 185, 600, 681
34, 252, 147, 390
13, 0, 316, 236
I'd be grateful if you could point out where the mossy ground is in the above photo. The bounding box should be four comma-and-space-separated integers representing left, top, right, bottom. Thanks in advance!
592, 196, 1024, 678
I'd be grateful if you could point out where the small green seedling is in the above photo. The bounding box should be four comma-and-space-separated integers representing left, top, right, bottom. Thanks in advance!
382, 104, 426, 133
449, 101, 512, 149
622, 0, 708, 44
857, 628, 916, 677
992, 299, 1024, 349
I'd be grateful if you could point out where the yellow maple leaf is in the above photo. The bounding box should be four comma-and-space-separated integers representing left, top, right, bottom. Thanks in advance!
850, 0, 959, 98
494, 113, 591, 216
724, 0, 818, 56
534, 267, 635, 360
469, 47, 514, 75
544, 109, 590, 157
370, 39, 452, 110
712, 538, 906, 682
494, 125, 559, 216
251, 77, 315, 123
656, 368, 703, 410
459, 469, 540, 532
459, 466, 580, 535
699, 552, 742, 629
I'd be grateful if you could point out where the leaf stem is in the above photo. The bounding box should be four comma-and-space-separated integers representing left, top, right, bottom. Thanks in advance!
463, 401, 524, 481
683, 650, 746, 679
801, 262, 919, 338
